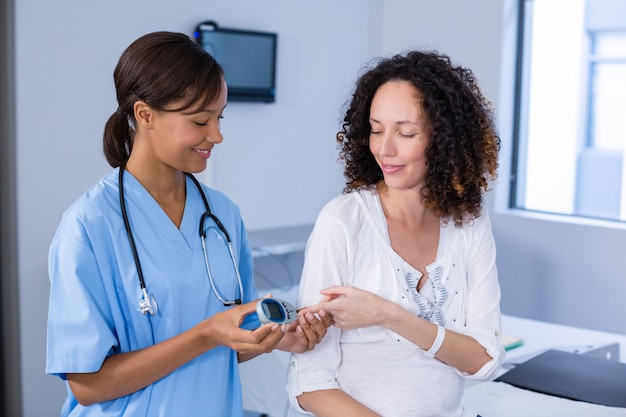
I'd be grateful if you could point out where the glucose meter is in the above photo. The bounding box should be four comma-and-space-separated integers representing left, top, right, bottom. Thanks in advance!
256, 298, 297, 324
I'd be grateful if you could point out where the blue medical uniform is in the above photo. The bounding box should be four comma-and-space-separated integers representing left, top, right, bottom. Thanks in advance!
46, 169, 258, 416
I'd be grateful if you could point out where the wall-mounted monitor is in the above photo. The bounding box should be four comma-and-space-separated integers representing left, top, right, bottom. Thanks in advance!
194, 21, 277, 103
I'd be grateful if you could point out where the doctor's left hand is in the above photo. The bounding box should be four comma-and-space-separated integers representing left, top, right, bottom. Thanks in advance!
201, 300, 286, 357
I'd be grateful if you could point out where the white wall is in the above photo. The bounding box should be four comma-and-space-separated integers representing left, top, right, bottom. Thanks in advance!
13, 0, 626, 416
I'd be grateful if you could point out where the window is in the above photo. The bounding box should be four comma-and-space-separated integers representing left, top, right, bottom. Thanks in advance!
512, 0, 626, 221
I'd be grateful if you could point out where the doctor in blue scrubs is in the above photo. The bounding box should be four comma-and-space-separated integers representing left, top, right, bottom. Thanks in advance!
46, 31, 330, 417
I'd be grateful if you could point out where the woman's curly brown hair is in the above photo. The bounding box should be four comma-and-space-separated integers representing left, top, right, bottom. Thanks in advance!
337, 50, 500, 226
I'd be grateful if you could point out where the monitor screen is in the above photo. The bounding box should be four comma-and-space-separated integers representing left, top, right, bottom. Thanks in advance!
195, 22, 277, 103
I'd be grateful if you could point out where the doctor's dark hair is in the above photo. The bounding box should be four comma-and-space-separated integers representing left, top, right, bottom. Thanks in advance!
103, 31, 225, 168
337, 50, 500, 226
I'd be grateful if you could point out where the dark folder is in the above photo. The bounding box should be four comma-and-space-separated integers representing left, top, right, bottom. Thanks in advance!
495, 349, 626, 408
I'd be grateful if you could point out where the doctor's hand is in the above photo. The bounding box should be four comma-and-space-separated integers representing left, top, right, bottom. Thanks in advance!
276, 309, 332, 354
202, 300, 286, 357
301, 286, 391, 330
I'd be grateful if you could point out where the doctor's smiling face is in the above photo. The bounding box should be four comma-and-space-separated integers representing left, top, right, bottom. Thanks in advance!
368, 80, 431, 193
134, 77, 229, 175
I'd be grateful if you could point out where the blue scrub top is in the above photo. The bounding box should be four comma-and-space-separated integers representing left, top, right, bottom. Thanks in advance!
46, 169, 258, 416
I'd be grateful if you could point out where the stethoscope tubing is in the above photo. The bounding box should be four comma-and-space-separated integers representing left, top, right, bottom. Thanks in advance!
119, 165, 148, 292
118, 164, 244, 315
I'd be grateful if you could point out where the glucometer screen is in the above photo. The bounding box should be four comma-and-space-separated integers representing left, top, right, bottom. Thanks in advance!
265, 301, 284, 319
255, 297, 297, 325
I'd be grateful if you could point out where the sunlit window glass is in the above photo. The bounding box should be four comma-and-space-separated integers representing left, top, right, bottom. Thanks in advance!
513, 0, 626, 222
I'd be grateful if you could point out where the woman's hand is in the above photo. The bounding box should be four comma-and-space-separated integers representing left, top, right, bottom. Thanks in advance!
300, 286, 392, 330
277, 309, 333, 353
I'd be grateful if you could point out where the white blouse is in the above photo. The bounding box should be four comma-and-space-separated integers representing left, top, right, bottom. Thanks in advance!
286, 189, 504, 417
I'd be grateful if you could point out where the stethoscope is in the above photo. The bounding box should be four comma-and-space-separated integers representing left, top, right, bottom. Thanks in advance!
118, 165, 244, 315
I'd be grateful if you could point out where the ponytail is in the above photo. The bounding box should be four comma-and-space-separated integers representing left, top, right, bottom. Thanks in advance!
103, 109, 133, 168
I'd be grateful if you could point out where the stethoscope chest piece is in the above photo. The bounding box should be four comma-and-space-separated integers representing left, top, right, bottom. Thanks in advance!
139, 288, 158, 316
